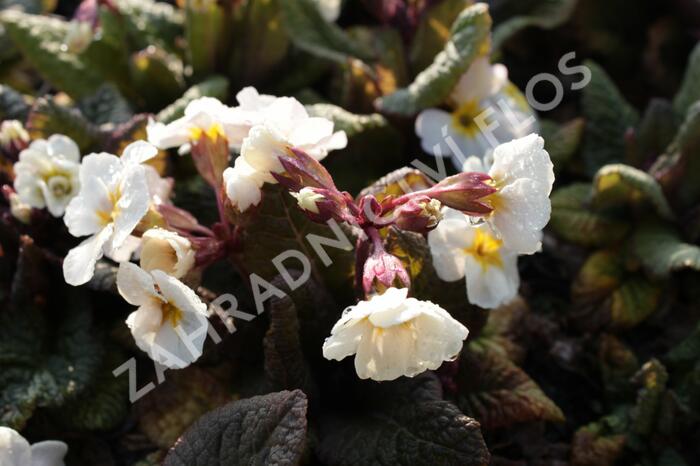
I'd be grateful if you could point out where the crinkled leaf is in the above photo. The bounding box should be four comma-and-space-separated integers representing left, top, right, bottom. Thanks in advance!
156, 76, 229, 123
491, 0, 578, 51
539, 117, 584, 173
455, 348, 564, 430
279, 0, 372, 63
116, 0, 184, 55
78, 84, 133, 126
581, 61, 639, 175
632, 222, 700, 278
376, 3, 492, 115
0, 9, 103, 98
570, 423, 625, 466
592, 164, 674, 220
665, 321, 700, 372
138, 366, 231, 449
673, 42, 700, 118
631, 359, 668, 436
164, 390, 308, 466
410, 0, 471, 73
0, 84, 30, 121
632, 98, 678, 167
318, 397, 489, 466
129, 46, 185, 111
468, 296, 528, 362
598, 334, 639, 397
26, 96, 100, 152
358, 167, 433, 202
549, 183, 629, 247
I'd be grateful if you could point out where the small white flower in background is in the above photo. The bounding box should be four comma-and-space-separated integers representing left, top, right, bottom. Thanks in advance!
312, 0, 342, 22
63, 20, 93, 54
0, 119, 30, 152
322, 287, 468, 381
0, 426, 68, 466
428, 207, 519, 309
140, 228, 195, 278
13, 135, 81, 217
146, 97, 241, 153
62, 141, 158, 286
117, 262, 208, 369
415, 56, 538, 169
291, 187, 325, 214
478, 133, 554, 255
224, 96, 346, 211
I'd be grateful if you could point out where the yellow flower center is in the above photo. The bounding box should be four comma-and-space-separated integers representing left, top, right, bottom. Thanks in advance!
189, 123, 225, 142
463, 228, 503, 270
161, 301, 184, 327
96, 186, 121, 226
451, 100, 483, 137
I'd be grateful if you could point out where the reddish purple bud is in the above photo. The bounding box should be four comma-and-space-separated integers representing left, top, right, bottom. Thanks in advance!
427, 172, 496, 216
362, 247, 410, 295
274, 147, 337, 193
393, 195, 443, 234
357, 195, 383, 226
157, 203, 215, 237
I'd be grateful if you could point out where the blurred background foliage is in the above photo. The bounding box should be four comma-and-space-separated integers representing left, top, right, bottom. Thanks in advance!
1, 0, 700, 465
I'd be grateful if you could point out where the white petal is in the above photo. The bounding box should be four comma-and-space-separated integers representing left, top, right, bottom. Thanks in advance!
288, 117, 334, 148
415, 108, 452, 157
105, 235, 141, 262
322, 319, 370, 361
489, 134, 554, 192
14, 173, 46, 209
223, 165, 263, 212
464, 251, 520, 309
263, 97, 309, 136
30, 440, 68, 466
112, 165, 151, 247
47, 134, 80, 163
117, 262, 159, 306
239, 125, 286, 180
121, 140, 158, 165
0, 427, 32, 466
236, 86, 276, 110
451, 56, 497, 104
462, 155, 487, 173
126, 300, 165, 354
146, 119, 191, 150
151, 270, 208, 318
413, 305, 468, 367
63, 224, 114, 286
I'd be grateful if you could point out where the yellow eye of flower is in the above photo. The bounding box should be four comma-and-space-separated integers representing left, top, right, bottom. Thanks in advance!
189, 123, 225, 142
464, 228, 503, 269
451, 100, 483, 137
161, 301, 184, 327
96, 186, 122, 226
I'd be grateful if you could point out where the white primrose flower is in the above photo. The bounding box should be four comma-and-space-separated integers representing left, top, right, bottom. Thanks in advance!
478, 133, 554, 255
117, 262, 208, 369
146, 97, 243, 152
13, 135, 80, 217
322, 287, 468, 381
9, 192, 32, 224
0, 119, 29, 151
140, 228, 195, 278
415, 56, 538, 169
428, 207, 519, 309
291, 187, 325, 214
223, 96, 347, 211
63, 20, 93, 54
62, 141, 158, 286
0, 426, 68, 466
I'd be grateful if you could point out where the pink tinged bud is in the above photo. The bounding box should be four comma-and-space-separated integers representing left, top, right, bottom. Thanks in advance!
190, 236, 225, 267
427, 172, 496, 216
362, 248, 411, 295
157, 204, 214, 237
357, 195, 383, 226
394, 196, 443, 234
272, 148, 337, 193
190, 131, 230, 189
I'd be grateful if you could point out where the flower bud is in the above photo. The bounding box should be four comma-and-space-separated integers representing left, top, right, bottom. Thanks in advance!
190, 127, 230, 189
291, 187, 325, 214
362, 248, 410, 295
63, 20, 93, 54
394, 196, 443, 233
0, 120, 29, 159
426, 172, 496, 216
8, 191, 32, 224
140, 228, 196, 278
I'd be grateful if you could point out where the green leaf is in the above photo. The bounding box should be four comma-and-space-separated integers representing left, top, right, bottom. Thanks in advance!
592, 164, 674, 220
138, 366, 231, 449
129, 46, 185, 111
571, 423, 626, 466
491, 0, 578, 51
673, 42, 700, 118
0, 243, 102, 429
279, 0, 372, 63
78, 84, 133, 126
581, 61, 639, 176
184, 0, 227, 78
468, 296, 528, 362
549, 183, 629, 247
156, 76, 229, 123
410, 0, 471, 73
228, 0, 291, 87
26, 96, 100, 153
0, 10, 103, 99
540, 117, 585, 172
665, 321, 700, 372
632, 98, 678, 167
0, 84, 30, 121
630, 359, 668, 436
376, 3, 492, 116
116, 0, 184, 54
598, 334, 639, 397
318, 397, 489, 466
455, 348, 565, 429
164, 390, 308, 466
632, 222, 700, 278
